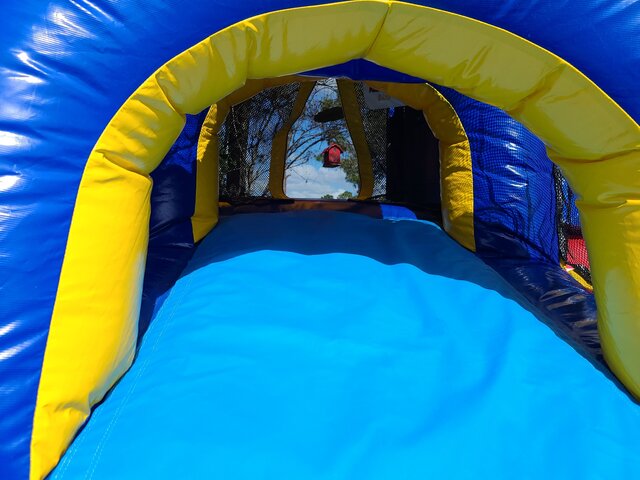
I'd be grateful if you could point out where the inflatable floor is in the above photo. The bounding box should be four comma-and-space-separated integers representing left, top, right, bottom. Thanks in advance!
51, 211, 640, 479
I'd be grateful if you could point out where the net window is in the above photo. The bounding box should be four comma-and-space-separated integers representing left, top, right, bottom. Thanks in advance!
284, 79, 358, 200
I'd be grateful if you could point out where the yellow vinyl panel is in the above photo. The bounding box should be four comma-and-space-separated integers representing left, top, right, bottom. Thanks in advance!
368, 2, 639, 158
30, 157, 150, 478
34, 1, 640, 478
194, 76, 317, 240
336, 80, 375, 200
367, 81, 475, 251
193, 103, 224, 242
269, 82, 316, 198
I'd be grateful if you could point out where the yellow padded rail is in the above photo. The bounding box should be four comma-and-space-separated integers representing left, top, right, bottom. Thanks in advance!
193, 103, 224, 242
367, 81, 475, 250
194, 77, 312, 241
336, 80, 375, 200
269, 82, 316, 198
194, 76, 317, 238
34, 1, 640, 478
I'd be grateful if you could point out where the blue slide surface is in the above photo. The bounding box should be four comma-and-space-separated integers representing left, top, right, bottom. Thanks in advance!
52, 211, 640, 479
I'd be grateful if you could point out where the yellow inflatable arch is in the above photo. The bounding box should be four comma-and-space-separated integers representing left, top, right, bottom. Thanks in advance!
3, 1, 640, 479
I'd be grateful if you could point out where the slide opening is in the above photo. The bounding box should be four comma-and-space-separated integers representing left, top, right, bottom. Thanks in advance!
212, 77, 441, 205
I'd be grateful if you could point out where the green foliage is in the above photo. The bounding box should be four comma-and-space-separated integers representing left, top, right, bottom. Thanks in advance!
321, 194, 334, 199
340, 155, 359, 188
337, 191, 354, 199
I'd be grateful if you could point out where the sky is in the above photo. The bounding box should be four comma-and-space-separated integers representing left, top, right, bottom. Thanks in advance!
285, 162, 355, 198
283, 78, 357, 199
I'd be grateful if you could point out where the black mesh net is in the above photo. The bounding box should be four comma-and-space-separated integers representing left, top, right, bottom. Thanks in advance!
217, 79, 439, 207
353, 82, 389, 199
218, 82, 300, 199
554, 165, 591, 284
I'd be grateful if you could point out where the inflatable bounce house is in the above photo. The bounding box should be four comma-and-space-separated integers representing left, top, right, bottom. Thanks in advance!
3, 1, 640, 478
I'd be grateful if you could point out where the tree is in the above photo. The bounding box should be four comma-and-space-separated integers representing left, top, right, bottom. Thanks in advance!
337, 191, 354, 199
220, 86, 299, 196
291, 79, 359, 191
339, 155, 359, 188
220, 79, 360, 197
321, 194, 334, 200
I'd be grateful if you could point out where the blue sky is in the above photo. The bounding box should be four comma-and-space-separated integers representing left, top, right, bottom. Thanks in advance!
283, 78, 357, 199
285, 161, 355, 198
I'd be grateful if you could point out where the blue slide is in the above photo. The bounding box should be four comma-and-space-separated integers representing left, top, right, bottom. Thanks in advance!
52, 211, 640, 479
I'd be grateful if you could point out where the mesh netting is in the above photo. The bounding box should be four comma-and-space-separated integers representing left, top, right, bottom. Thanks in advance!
553, 166, 591, 284
437, 86, 559, 263
218, 83, 300, 199
354, 82, 389, 199
217, 79, 438, 205
285, 79, 359, 199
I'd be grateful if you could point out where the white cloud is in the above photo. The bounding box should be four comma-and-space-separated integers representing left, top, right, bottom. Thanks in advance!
285, 163, 355, 198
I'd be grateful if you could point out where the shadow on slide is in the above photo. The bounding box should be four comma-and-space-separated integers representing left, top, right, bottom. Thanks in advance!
186, 211, 616, 390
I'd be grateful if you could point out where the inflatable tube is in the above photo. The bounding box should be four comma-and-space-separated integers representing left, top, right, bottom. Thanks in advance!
1, 1, 639, 478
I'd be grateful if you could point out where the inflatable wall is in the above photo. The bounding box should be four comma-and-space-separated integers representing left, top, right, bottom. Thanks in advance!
1, 1, 639, 478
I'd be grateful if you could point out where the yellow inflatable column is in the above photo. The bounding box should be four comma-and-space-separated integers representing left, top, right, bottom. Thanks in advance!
367, 81, 474, 251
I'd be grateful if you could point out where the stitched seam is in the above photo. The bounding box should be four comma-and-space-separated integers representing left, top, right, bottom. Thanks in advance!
362, 0, 392, 58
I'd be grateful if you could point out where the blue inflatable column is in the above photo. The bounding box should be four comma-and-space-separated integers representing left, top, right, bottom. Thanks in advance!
438, 87, 599, 358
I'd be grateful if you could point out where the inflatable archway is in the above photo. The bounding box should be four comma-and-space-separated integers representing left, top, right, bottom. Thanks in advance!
2, 1, 640, 479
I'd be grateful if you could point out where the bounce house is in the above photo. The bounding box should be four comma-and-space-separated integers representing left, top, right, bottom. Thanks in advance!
2, 0, 640, 478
